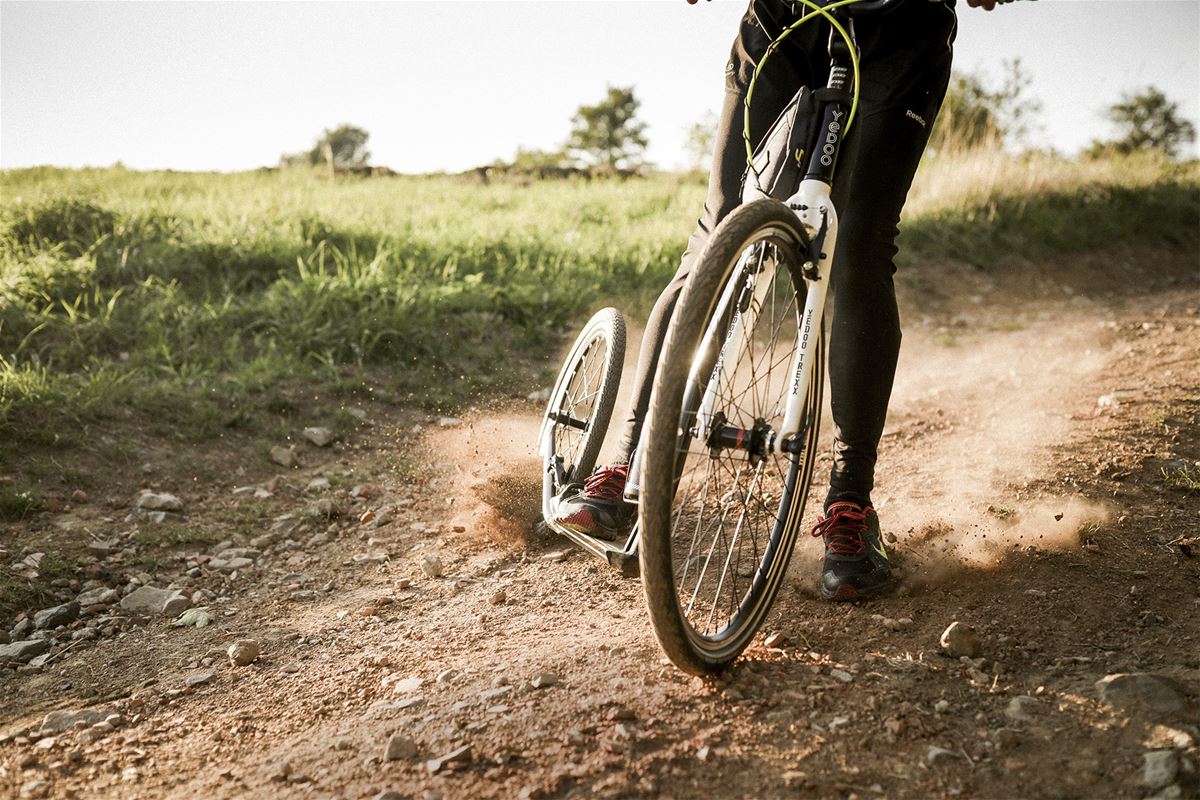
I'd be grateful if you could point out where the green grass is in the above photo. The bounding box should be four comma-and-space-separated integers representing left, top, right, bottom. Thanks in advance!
1, 155, 1197, 460
1162, 465, 1200, 494
0, 485, 41, 521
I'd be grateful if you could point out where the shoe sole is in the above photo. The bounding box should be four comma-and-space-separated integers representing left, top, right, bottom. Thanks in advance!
821, 579, 895, 603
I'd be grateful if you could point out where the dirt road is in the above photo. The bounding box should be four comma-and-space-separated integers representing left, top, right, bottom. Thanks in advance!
2, 251, 1198, 799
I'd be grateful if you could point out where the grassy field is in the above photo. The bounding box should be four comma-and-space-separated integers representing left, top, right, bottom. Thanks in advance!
2, 152, 1197, 479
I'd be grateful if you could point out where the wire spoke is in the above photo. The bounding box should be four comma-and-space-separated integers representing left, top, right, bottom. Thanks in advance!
667, 230, 812, 640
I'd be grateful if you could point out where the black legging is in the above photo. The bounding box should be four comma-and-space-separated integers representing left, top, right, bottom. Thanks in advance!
617, 0, 956, 508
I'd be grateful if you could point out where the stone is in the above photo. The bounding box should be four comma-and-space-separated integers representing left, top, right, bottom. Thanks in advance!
531, 672, 559, 689
926, 746, 960, 766
306, 477, 332, 492
76, 587, 118, 606
421, 555, 444, 578
269, 446, 297, 468
392, 677, 423, 695
436, 417, 462, 427
1005, 695, 1040, 723
186, 669, 216, 687
40, 707, 114, 735
209, 557, 254, 572
426, 744, 472, 774
991, 728, 1021, 750
136, 491, 183, 512
764, 632, 788, 649
228, 639, 260, 667
120, 586, 192, 617
828, 668, 853, 683
939, 621, 982, 658
384, 734, 417, 761
1142, 750, 1179, 789
33, 603, 79, 630
1095, 673, 1190, 720
0, 639, 51, 664
302, 427, 336, 447
86, 538, 114, 556
19, 780, 48, 798
170, 608, 213, 628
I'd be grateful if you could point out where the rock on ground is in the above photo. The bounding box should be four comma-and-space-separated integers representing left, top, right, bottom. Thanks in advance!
120, 586, 192, 617
421, 555, 444, 578
33, 602, 79, 630
136, 491, 183, 512
926, 746, 960, 766
1005, 695, 1040, 723
939, 621, 982, 658
1095, 673, 1191, 720
269, 446, 298, 468
1142, 750, 1179, 789
384, 734, 417, 761
228, 639, 261, 666
302, 427, 336, 447
76, 587, 118, 606
0, 639, 51, 664
40, 707, 114, 735
426, 744, 472, 774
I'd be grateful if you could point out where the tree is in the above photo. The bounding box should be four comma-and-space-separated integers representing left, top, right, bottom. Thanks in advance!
928, 60, 1041, 152
566, 86, 649, 172
684, 111, 718, 173
280, 124, 371, 169
1092, 87, 1196, 159
506, 146, 569, 171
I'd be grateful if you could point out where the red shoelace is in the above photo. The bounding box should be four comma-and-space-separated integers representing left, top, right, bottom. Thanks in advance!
581, 464, 629, 502
811, 502, 871, 556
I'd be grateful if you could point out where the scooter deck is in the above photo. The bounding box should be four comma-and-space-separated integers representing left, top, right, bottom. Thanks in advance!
540, 477, 640, 578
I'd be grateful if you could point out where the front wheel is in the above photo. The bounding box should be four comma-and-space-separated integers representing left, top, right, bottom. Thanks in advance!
639, 199, 825, 675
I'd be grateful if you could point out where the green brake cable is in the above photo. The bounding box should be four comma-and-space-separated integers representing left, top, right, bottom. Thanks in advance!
743, 0, 865, 173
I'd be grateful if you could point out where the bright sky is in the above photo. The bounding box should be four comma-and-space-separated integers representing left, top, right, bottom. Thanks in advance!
1, 1, 1197, 173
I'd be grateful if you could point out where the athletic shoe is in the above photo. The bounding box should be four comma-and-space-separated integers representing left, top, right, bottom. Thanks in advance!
551, 463, 635, 541
811, 500, 893, 601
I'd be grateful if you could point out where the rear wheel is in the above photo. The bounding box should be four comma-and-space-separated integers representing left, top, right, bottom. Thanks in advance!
639, 199, 825, 675
540, 308, 626, 499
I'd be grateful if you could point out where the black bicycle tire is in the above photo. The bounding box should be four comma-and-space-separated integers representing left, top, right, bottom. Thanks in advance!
639, 199, 825, 675
541, 308, 626, 490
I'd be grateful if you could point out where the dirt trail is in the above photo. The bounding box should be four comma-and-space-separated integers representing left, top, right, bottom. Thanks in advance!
1, 258, 1198, 800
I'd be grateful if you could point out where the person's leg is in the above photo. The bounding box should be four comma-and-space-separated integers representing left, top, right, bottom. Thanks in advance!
822, 2, 957, 508
615, 0, 820, 462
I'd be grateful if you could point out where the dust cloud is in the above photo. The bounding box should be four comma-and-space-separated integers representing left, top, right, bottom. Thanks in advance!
425, 412, 543, 545
425, 318, 650, 547
867, 316, 1115, 578
436, 309, 1114, 584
